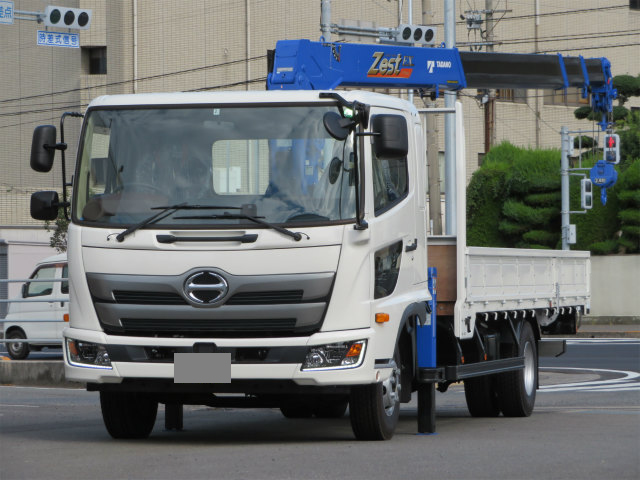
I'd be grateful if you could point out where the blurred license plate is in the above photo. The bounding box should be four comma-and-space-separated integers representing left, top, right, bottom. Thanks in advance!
174, 352, 231, 383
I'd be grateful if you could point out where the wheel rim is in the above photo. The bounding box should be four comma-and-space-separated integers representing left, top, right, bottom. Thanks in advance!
381, 362, 401, 417
8, 339, 23, 355
523, 341, 535, 396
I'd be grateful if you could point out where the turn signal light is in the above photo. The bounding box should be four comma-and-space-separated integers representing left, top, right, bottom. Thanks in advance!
375, 313, 390, 323
63, 313, 69, 322
346, 342, 363, 358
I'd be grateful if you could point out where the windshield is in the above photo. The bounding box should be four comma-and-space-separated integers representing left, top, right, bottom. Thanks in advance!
73, 105, 355, 228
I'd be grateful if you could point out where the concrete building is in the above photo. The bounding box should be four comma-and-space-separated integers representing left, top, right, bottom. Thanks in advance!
1, 0, 639, 296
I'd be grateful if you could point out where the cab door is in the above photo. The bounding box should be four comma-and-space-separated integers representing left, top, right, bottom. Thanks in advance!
365, 110, 420, 339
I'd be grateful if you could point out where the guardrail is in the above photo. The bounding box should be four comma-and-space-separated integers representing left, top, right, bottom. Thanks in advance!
0, 277, 68, 346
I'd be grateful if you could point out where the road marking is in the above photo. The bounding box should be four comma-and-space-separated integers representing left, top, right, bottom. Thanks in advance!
0, 404, 40, 408
540, 367, 640, 392
567, 338, 640, 344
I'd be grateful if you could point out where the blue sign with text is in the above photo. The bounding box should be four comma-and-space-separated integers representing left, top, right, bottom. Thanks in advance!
0, 1, 14, 25
37, 30, 80, 48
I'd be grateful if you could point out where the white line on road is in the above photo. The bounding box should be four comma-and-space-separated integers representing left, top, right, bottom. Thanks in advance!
540, 367, 640, 392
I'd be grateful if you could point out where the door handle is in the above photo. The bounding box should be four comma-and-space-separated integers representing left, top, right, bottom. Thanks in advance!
405, 238, 418, 252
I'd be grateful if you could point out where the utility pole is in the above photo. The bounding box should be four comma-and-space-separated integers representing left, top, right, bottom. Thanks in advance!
424, 0, 442, 234
534, 0, 541, 148
320, 0, 331, 41
444, 0, 456, 235
484, 0, 496, 153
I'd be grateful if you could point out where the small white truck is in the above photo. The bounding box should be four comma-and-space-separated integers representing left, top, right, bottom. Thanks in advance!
3, 254, 68, 359
27, 40, 602, 440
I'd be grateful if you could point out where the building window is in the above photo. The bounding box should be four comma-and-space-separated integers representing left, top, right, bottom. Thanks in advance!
545, 87, 589, 106
478, 152, 485, 166
631, 0, 640, 11
496, 88, 527, 103
82, 47, 107, 75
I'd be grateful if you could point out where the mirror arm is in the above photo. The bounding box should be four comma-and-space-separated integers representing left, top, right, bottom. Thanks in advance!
43, 142, 68, 152
59, 112, 84, 221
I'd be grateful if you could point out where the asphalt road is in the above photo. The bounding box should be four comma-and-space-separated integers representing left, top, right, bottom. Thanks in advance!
1, 339, 638, 480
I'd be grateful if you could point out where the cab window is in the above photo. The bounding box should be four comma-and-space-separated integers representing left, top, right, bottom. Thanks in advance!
24, 265, 56, 298
61, 264, 69, 294
372, 151, 408, 215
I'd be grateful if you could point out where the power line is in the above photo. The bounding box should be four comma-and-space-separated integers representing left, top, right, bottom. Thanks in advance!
0, 55, 267, 105
0, 76, 269, 128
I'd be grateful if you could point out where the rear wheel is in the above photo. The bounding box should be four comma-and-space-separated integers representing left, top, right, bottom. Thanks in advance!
464, 375, 500, 417
100, 391, 158, 439
497, 321, 537, 417
349, 349, 401, 440
7, 330, 30, 360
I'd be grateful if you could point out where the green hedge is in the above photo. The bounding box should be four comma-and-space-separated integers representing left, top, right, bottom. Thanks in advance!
467, 142, 640, 254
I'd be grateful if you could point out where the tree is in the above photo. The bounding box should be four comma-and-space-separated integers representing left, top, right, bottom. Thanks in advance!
44, 209, 69, 253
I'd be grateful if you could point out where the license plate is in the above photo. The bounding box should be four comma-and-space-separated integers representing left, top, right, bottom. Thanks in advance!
174, 352, 231, 383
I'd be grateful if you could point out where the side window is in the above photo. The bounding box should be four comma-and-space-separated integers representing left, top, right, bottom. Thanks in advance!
372, 150, 408, 215
61, 265, 69, 295
25, 265, 56, 298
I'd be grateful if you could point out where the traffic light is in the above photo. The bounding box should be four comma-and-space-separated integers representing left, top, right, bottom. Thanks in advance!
603, 133, 620, 164
44, 5, 92, 30
395, 24, 437, 45
580, 178, 593, 210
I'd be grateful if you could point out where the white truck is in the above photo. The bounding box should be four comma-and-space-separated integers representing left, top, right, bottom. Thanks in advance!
27, 40, 603, 440
3, 254, 69, 359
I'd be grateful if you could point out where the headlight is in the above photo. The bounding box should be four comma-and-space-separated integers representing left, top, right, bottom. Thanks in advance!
301, 340, 366, 371
66, 338, 112, 369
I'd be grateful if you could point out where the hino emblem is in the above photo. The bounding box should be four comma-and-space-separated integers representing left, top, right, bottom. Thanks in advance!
183, 271, 229, 306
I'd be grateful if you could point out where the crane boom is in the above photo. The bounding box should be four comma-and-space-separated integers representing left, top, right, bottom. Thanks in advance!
267, 39, 616, 129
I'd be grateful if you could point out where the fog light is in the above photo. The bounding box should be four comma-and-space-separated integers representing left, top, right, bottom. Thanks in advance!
66, 338, 112, 369
301, 340, 366, 371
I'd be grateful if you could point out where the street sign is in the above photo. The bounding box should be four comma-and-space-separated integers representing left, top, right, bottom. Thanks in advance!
0, 1, 14, 25
37, 30, 80, 48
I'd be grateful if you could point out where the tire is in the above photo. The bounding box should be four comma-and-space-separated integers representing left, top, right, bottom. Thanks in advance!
7, 330, 30, 360
496, 321, 537, 417
279, 403, 314, 418
464, 375, 500, 417
313, 397, 348, 418
349, 349, 401, 440
100, 391, 158, 439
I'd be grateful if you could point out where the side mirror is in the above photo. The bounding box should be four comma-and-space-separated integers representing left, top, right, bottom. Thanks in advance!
31, 125, 57, 173
372, 115, 408, 159
21, 283, 28, 298
30, 191, 60, 221
323, 112, 353, 141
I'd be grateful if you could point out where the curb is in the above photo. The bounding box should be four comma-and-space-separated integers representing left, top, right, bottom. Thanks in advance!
0, 360, 81, 389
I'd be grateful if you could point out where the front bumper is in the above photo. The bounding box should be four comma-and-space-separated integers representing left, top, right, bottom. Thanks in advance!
62, 327, 389, 387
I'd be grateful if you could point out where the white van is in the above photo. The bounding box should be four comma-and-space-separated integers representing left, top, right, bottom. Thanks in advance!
3, 254, 68, 359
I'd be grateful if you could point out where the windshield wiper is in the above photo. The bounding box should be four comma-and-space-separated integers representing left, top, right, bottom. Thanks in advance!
115, 204, 239, 242
175, 212, 304, 242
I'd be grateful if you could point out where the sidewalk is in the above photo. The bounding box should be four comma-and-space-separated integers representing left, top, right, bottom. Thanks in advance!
575, 316, 640, 338
574, 323, 640, 338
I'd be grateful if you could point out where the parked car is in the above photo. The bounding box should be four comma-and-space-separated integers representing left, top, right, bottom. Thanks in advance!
3, 254, 68, 359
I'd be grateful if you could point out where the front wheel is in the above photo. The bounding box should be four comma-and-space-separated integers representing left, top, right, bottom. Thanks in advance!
496, 321, 538, 417
100, 391, 158, 439
349, 351, 401, 440
7, 330, 30, 360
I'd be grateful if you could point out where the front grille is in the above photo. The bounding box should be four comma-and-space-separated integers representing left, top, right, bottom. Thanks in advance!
112, 290, 306, 306
226, 290, 304, 305
113, 291, 187, 305
117, 318, 298, 337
